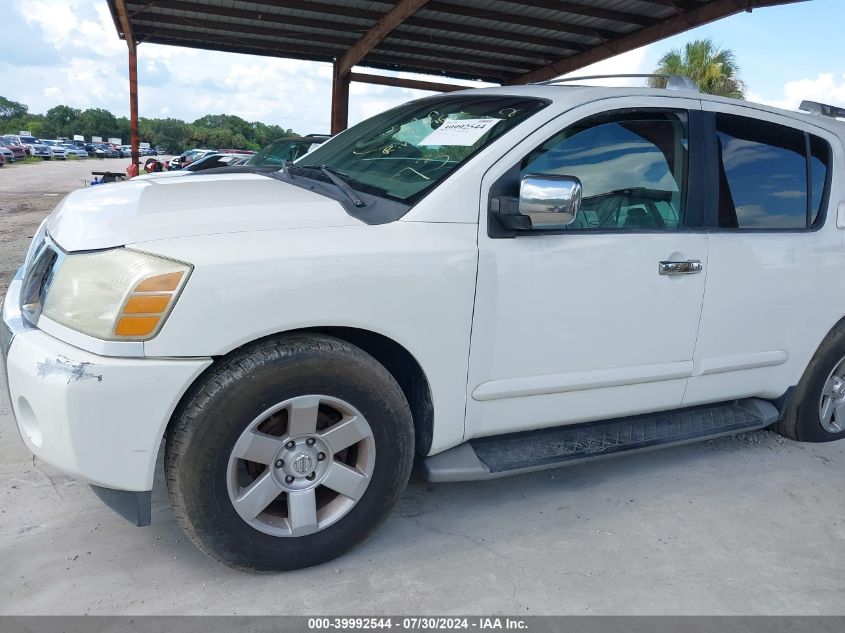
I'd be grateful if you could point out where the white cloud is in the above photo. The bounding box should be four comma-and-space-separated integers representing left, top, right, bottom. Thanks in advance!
751, 73, 845, 111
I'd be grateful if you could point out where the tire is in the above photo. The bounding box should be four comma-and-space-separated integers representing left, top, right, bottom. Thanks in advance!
776, 323, 845, 442
165, 334, 415, 571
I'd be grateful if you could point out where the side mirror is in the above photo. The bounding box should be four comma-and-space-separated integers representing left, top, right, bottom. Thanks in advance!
491, 174, 582, 231
519, 174, 582, 229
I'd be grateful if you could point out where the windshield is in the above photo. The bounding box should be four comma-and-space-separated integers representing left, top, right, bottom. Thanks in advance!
302, 95, 548, 204
21, 136, 38, 144
248, 138, 316, 165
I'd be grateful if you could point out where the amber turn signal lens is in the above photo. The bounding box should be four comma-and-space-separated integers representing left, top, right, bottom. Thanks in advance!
134, 271, 184, 292
115, 316, 160, 337
123, 294, 170, 314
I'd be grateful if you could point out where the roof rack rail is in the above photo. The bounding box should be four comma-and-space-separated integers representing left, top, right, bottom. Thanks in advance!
799, 100, 845, 119
534, 73, 699, 92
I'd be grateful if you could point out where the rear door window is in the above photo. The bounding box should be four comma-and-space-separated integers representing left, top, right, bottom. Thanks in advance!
715, 113, 830, 229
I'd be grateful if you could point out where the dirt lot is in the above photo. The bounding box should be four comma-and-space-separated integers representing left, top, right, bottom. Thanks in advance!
0, 158, 131, 296
1, 160, 844, 615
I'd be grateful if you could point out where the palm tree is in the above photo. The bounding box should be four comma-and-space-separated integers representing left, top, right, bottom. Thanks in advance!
649, 39, 745, 98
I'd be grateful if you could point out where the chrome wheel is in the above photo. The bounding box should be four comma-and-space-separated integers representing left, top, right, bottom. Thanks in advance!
226, 395, 376, 537
818, 356, 845, 433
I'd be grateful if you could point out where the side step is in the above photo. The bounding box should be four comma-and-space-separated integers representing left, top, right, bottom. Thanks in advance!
421, 398, 778, 482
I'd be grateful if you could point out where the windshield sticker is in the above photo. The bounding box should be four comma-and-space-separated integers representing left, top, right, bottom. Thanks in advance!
419, 117, 502, 147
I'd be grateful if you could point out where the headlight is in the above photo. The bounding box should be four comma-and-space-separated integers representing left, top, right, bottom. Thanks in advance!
41, 248, 191, 341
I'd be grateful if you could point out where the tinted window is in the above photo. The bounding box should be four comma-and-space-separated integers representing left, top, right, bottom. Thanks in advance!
716, 114, 830, 229
520, 111, 688, 230
810, 135, 830, 225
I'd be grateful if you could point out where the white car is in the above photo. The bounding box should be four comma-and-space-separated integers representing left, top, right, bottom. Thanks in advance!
3, 82, 845, 571
40, 140, 67, 160
61, 144, 88, 158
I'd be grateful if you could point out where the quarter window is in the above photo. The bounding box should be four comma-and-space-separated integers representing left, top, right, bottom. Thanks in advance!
715, 114, 830, 229
519, 111, 688, 230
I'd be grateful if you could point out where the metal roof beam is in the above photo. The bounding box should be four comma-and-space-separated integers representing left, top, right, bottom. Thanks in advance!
422, 1, 621, 41
135, 31, 513, 81
129, 0, 588, 55
349, 72, 468, 93
113, 0, 137, 50
134, 10, 554, 64
510, 0, 807, 84
507, 0, 660, 27
336, 0, 431, 77
133, 14, 543, 68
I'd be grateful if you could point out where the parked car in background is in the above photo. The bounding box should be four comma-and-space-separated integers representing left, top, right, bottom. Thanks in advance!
84, 144, 106, 158
183, 152, 249, 171
96, 144, 119, 158
135, 153, 249, 181
41, 140, 68, 160
10, 135, 51, 159
215, 148, 255, 156
246, 134, 330, 166
0, 147, 9, 165
170, 148, 216, 169
61, 143, 88, 158
0, 136, 28, 162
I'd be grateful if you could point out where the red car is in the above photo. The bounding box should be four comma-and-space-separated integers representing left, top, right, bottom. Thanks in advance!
0, 136, 27, 161
0, 151, 5, 167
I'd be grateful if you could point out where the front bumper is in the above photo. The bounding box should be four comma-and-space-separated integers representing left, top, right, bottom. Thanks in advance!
2, 269, 211, 496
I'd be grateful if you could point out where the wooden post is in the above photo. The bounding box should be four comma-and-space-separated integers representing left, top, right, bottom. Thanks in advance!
114, 0, 140, 166
128, 42, 139, 167
331, 62, 350, 135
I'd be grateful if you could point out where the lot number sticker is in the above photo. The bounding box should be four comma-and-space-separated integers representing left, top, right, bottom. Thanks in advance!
419, 117, 501, 146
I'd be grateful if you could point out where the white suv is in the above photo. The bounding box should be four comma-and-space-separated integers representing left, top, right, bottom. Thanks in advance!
2, 84, 844, 571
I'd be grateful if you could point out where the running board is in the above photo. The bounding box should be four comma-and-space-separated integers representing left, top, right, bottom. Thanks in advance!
421, 399, 777, 482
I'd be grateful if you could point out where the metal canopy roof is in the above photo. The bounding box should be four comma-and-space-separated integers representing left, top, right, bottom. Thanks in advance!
109, 0, 802, 85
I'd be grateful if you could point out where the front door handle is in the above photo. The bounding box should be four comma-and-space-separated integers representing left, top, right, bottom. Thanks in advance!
659, 260, 703, 275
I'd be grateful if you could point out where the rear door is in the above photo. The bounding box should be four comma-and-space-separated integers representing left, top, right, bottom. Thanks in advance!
684, 103, 844, 406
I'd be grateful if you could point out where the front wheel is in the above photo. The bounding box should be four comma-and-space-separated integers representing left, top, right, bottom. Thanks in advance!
165, 334, 414, 571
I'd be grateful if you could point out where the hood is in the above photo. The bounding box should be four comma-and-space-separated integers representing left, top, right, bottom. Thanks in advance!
47, 172, 362, 251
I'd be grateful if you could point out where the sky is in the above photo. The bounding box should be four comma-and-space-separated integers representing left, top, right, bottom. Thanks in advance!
0, 0, 843, 135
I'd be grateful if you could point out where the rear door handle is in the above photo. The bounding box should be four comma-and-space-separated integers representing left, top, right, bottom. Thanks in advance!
659, 260, 703, 275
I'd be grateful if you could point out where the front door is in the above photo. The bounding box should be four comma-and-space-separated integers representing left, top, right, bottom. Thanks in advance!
467, 98, 709, 439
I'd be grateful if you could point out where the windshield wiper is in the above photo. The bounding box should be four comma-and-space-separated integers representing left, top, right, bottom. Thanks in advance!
297, 164, 366, 208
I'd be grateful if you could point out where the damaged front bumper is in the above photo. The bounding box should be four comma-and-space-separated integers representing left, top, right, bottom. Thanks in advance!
1, 267, 211, 525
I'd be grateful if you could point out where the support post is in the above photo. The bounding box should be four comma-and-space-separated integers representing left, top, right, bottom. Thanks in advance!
114, 0, 140, 167
331, 62, 350, 135
128, 43, 139, 167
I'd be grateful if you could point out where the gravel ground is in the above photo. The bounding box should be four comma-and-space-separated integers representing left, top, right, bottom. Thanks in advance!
1, 160, 844, 615
0, 158, 132, 295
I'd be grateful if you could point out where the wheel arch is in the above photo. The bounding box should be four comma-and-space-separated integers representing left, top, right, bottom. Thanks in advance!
163, 326, 435, 457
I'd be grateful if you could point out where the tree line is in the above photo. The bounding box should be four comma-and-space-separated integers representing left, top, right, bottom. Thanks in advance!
0, 96, 298, 153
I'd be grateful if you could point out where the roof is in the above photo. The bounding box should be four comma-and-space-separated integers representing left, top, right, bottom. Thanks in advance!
437, 83, 845, 140
108, 0, 805, 85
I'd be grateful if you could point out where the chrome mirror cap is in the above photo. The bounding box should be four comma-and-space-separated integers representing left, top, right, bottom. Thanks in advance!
519, 174, 582, 229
